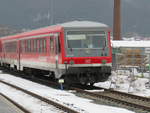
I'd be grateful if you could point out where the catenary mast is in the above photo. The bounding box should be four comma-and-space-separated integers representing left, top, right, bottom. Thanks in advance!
113, 0, 121, 40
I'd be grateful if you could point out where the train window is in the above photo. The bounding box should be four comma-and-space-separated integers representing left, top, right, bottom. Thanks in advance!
22, 40, 26, 53
13, 42, 17, 52
20, 41, 22, 52
37, 39, 39, 53
66, 31, 106, 49
30, 40, 34, 52
57, 36, 61, 53
24, 40, 26, 52
29, 40, 32, 52
30, 40, 32, 52
26, 38, 47, 53
26, 40, 29, 52
50, 37, 54, 53
33, 39, 37, 52
27, 40, 30, 52
94, 36, 106, 48
20, 41, 23, 53
4, 41, 17, 53
43, 39, 46, 53
39, 39, 43, 53
38, 40, 41, 53
26, 40, 28, 52
26, 40, 33, 53
25, 40, 27, 52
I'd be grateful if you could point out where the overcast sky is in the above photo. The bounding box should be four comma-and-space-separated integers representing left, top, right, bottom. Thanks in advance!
0, 0, 150, 36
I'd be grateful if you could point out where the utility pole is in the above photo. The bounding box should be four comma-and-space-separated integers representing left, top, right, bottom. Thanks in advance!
113, 0, 121, 40
50, 0, 54, 25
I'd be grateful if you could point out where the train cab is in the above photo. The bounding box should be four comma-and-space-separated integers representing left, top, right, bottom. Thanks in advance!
57, 21, 112, 84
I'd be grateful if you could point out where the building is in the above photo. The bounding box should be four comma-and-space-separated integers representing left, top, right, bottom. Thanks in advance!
112, 41, 150, 68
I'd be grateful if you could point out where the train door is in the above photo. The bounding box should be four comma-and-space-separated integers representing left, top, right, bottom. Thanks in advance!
50, 34, 58, 68
49, 34, 60, 76
55, 34, 61, 69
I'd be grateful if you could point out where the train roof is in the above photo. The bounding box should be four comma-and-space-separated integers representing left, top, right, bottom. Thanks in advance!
0, 21, 108, 41
59, 21, 108, 28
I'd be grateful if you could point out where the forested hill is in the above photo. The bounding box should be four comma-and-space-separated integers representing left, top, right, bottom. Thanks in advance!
0, 0, 149, 36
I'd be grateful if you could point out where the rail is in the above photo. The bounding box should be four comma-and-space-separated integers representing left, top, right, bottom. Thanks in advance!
73, 87, 150, 112
0, 80, 79, 113
0, 93, 31, 113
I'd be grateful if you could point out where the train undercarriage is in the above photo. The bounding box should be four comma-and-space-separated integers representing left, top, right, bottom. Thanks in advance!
62, 66, 111, 85
0, 62, 111, 85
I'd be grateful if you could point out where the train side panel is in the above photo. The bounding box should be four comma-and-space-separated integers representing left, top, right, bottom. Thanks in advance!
0, 27, 64, 74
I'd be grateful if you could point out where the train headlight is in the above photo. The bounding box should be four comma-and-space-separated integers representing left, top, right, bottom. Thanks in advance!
64, 61, 68, 64
102, 60, 107, 64
70, 60, 74, 65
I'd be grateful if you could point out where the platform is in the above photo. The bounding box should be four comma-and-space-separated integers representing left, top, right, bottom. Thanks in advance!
0, 95, 24, 113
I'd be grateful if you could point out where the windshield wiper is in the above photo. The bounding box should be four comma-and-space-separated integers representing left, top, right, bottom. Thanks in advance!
68, 43, 73, 52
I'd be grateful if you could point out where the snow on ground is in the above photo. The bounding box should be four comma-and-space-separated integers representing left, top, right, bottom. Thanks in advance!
95, 70, 150, 97
0, 71, 134, 113
0, 83, 63, 113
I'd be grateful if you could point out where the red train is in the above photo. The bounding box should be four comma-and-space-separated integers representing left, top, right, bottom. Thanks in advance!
0, 21, 112, 85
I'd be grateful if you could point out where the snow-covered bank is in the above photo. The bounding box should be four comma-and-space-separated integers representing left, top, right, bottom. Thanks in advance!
0, 72, 134, 113
95, 71, 150, 97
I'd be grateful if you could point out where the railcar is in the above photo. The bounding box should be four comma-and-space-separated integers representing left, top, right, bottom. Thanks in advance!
0, 21, 112, 85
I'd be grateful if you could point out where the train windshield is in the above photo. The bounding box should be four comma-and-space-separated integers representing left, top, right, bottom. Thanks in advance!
67, 31, 106, 49
65, 30, 109, 57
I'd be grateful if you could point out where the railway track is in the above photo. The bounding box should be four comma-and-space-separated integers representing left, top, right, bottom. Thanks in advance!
0, 93, 31, 113
0, 80, 79, 113
1, 68, 150, 112
73, 87, 150, 113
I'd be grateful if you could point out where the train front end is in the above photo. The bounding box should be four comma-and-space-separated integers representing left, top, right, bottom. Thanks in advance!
61, 21, 112, 85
